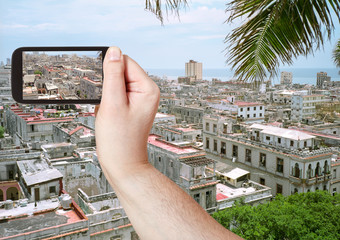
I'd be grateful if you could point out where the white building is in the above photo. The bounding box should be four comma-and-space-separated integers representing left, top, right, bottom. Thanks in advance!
208, 99, 265, 123
280, 71, 293, 85
291, 93, 329, 121
203, 120, 335, 197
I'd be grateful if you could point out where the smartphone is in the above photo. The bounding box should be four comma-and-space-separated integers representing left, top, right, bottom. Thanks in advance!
11, 46, 109, 104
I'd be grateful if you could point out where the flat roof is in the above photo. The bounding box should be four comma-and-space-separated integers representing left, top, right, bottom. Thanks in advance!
148, 135, 199, 155
0, 199, 83, 238
216, 183, 256, 200
17, 159, 63, 186
224, 168, 249, 180
250, 124, 315, 141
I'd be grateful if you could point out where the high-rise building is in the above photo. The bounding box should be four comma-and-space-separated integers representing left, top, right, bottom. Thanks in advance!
280, 71, 292, 85
316, 72, 331, 88
185, 60, 202, 80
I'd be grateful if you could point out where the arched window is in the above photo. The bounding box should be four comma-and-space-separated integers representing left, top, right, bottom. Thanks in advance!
7, 187, 19, 200
307, 164, 312, 179
324, 161, 329, 175
315, 162, 320, 177
294, 163, 300, 178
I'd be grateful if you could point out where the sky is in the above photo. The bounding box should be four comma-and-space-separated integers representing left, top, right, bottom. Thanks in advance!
0, 0, 339, 70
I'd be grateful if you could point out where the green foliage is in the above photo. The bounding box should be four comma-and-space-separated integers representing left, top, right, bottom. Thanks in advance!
145, 0, 188, 23
0, 126, 5, 138
225, 0, 340, 84
34, 70, 42, 75
213, 191, 340, 240
146, 0, 340, 84
333, 39, 340, 68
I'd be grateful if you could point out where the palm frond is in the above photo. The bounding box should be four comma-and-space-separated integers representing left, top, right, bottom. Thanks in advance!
225, 0, 340, 84
333, 39, 340, 68
145, 0, 188, 23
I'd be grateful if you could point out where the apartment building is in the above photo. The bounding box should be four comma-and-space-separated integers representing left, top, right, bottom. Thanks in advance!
291, 93, 329, 122
203, 118, 335, 196
185, 60, 202, 80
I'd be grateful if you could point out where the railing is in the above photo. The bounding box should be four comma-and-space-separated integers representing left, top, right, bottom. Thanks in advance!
216, 133, 338, 158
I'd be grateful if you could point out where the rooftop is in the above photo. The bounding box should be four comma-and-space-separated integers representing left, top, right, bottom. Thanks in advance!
180, 154, 215, 167
0, 198, 84, 238
17, 159, 63, 186
148, 134, 199, 155
250, 123, 315, 141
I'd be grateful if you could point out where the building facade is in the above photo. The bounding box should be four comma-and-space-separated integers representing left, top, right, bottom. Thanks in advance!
185, 60, 202, 80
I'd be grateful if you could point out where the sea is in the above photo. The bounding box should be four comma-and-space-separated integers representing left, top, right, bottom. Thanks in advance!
145, 68, 340, 85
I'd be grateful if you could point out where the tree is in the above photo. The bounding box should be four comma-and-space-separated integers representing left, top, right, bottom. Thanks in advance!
145, 0, 340, 84
212, 191, 340, 240
0, 126, 5, 138
333, 39, 340, 68
34, 70, 42, 75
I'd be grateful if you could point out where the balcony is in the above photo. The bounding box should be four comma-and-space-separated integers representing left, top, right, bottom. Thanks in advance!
289, 176, 303, 184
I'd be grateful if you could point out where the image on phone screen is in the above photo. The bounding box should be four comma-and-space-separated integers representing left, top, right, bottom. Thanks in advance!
22, 51, 103, 101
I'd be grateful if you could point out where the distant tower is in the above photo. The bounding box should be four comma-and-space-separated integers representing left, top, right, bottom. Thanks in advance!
185, 60, 202, 80
280, 71, 292, 85
316, 72, 331, 89
6, 58, 11, 66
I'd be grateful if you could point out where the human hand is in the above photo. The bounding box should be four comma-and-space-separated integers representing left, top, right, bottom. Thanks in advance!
95, 47, 160, 183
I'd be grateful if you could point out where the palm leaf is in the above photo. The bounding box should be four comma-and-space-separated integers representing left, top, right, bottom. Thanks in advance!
225, 0, 340, 84
333, 39, 340, 68
145, 0, 188, 23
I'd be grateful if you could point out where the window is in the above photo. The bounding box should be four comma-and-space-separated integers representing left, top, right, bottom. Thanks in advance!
247, 107, 250, 111
254, 107, 256, 110
206, 191, 213, 208
232, 145, 238, 157
277, 158, 284, 173
245, 149, 251, 162
260, 178, 265, 186
333, 188, 337, 196
333, 169, 337, 179
213, 140, 217, 152
259, 153, 266, 167
170, 161, 173, 167
304, 141, 307, 148
193, 193, 200, 204
278, 138, 281, 144
221, 142, 226, 154
213, 124, 217, 133
247, 114, 250, 118
277, 184, 283, 194
240, 108, 243, 112
64, 152, 67, 157
81, 165, 85, 172
158, 157, 161, 162
260, 113, 263, 117
253, 113, 256, 117
31, 125, 35, 132
260, 106, 263, 110
206, 138, 210, 149
49, 186, 56, 194
290, 140, 294, 147
266, 136, 270, 140
205, 122, 209, 131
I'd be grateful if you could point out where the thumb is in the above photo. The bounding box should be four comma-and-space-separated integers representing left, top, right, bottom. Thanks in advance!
101, 46, 127, 106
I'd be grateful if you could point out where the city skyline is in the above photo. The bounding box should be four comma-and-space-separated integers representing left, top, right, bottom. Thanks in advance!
1, 0, 339, 70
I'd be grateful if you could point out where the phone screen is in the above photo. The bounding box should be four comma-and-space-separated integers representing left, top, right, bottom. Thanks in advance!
22, 51, 103, 101
12, 46, 108, 104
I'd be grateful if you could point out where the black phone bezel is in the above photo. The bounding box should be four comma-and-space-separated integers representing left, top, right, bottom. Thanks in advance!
11, 46, 109, 104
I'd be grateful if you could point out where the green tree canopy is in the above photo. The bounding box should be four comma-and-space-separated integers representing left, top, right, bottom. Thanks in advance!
333, 39, 340, 68
0, 126, 5, 138
34, 70, 42, 75
213, 191, 340, 240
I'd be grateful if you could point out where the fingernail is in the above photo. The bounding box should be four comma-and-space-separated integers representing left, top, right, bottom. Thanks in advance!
107, 47, 121, 61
